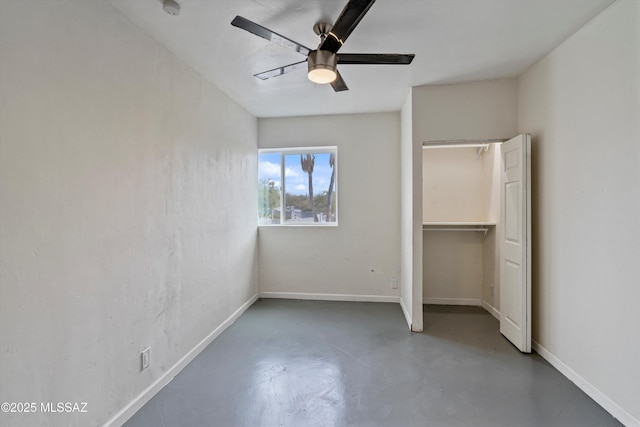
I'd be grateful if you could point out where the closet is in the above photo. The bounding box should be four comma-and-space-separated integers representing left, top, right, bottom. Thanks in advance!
422, 141, 502, 318
409, 82, 530, 351
421, 135, 532, 353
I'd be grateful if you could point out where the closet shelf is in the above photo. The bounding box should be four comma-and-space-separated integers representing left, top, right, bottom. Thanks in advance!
422, 222, 496, 226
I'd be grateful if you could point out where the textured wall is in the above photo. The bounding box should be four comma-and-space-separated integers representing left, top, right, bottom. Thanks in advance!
518, 1, 639, 423
0, 1, 257, 426
412, 79, 518, 143
258, 113, 401, 300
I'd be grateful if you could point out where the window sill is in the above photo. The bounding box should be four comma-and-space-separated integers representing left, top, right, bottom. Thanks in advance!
258, 223, 339, 227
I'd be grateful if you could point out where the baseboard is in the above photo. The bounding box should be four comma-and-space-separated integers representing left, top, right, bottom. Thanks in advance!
104, 293, 260, 427
423, 297, 482, 306
399, 297, 412, 330
259, 292, 400, 303
532, 340, 639, 427
481, 300, 500, 320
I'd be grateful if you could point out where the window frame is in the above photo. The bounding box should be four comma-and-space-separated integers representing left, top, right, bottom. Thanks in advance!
258, 146, 338, 227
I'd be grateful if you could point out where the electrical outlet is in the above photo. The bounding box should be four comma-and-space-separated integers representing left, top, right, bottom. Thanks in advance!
141, 347, 151, 371
390, 276, 398, 289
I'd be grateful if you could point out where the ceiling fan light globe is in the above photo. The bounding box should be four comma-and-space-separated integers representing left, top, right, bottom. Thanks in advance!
308, 67, 337, 84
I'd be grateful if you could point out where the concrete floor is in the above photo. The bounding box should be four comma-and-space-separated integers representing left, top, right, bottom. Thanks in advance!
124, 299, 622, 427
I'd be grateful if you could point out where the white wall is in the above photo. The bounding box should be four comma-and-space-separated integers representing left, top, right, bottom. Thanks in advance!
422, 146, 497, 223
422, 230, 484, 302
412, 79, 518, 142
400, 91, 423, 330
258, 113, 401, 300
0, 2, 258, 426
518, 1, 639, 424
413, 79, 517, 311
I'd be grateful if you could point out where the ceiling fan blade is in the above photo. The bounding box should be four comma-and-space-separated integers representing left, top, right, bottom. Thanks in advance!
330, 71, 349, 92
231, 16, 311, 56
254, 60, 308, 80
319, 0, 376, 53
338, 53, 415, 65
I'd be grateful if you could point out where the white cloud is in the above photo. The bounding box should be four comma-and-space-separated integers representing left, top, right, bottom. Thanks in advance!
294, 184, 307, 192
258, 161, 280, 179
284, 167, 299, 178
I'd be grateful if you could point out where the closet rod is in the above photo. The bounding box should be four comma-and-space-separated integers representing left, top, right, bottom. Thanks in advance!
423, 227, 489, 236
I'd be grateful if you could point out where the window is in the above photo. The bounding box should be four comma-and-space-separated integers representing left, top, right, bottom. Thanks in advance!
258, 147, 337, 225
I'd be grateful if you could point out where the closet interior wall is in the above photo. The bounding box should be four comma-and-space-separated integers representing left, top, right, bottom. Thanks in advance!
422, 144, 501, 315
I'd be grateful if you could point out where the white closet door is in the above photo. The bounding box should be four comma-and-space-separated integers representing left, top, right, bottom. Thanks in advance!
499, 134, 531, 353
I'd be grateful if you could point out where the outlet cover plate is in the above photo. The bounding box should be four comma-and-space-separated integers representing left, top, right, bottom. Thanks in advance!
141, 347, 151, 370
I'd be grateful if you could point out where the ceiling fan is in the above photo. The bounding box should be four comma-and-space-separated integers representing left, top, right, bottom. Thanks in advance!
231, 0, 415, 92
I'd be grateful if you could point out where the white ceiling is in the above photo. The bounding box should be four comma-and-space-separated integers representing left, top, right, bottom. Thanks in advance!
107, 0, 614, 118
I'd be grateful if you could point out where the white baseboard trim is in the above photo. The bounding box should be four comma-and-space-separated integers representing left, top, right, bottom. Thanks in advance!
399, 297, 412, 330
423, 297, 482, 306
481, 300, 500, 320
259, 292, 400, 303
104, 293, 260, 427
532, 340, 639, 427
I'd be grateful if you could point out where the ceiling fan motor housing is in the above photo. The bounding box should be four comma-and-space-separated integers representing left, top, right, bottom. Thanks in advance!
308, 50, 338, 83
